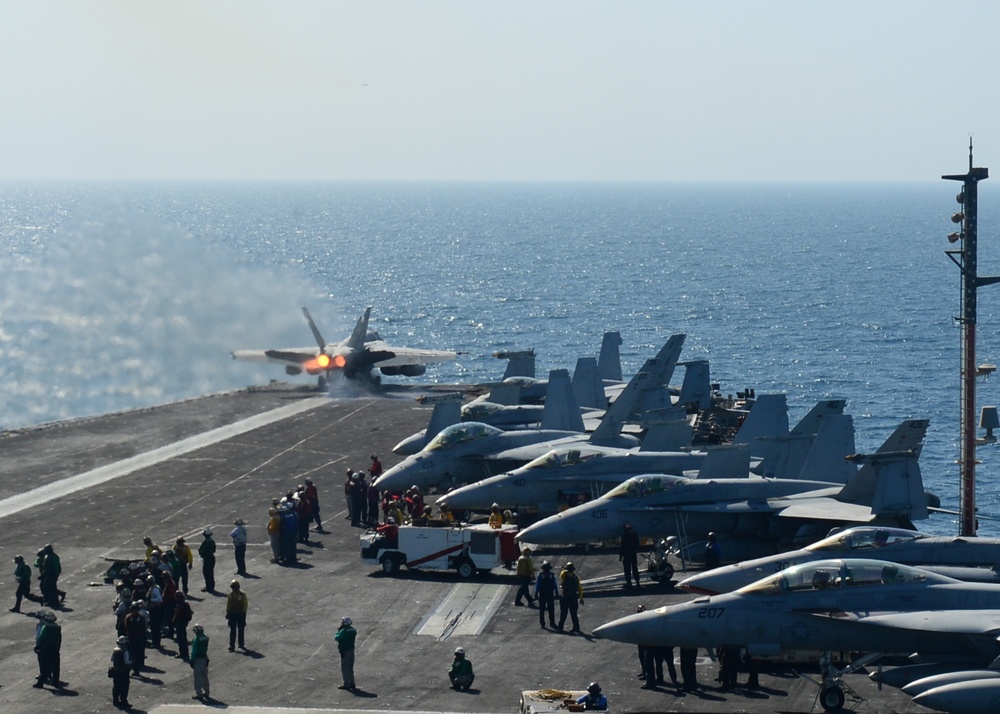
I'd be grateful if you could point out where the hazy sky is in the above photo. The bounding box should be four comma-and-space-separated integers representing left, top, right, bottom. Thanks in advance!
4, 1, 1000, 182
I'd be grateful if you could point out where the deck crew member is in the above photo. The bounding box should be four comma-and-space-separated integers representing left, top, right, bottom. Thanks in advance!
191, 624, 210, 700
225, 579, 249, 651
335, 616, 357, 691
230, 519, 248, 576
448, 647, 475, 690
577, 682, 607, 710
198, 528, 216, 593
534, 561, 559, 629
557, 561, 584, 632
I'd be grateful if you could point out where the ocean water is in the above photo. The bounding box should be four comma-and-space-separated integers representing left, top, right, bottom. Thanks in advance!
4, 180, 1000, 536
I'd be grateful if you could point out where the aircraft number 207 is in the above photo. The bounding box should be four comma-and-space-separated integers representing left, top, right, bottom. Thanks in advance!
697, 607, 725, 619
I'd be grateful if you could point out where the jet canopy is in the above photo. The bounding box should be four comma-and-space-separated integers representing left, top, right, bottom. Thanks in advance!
425, 422, 504, 451
605, 474, 686, 500
461, 402, 504, 420
522, 448, 599, 471
805, 526, 923, 554
739, 558, 955, 596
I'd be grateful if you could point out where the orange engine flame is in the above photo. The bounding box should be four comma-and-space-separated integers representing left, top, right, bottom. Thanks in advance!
304, 353, 346, 374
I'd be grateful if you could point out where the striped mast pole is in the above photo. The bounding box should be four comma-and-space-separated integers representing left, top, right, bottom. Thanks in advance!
943, 139, 997, 537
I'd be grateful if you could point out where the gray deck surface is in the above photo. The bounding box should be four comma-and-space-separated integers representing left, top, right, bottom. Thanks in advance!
0, 382, 932, 713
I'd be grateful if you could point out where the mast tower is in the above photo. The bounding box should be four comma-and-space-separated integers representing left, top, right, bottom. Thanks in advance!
943, 140, 998, 537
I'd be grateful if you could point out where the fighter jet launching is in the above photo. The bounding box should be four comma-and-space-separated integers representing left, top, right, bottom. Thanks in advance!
231, 306, 457, 386
678, 525, 1000, 595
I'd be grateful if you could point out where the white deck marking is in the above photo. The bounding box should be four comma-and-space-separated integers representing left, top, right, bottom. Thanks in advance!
0, 397, 328, 520
414, 581, 509, 640
150, 703, 512, 714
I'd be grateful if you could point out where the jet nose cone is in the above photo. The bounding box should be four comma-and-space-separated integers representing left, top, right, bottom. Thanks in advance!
516, 516, 569, 544
437, 483, 476, 511
592, 611, 659, 645
675, 574, 720, 596
375, 457, 423, 492
676, 568, 731, 595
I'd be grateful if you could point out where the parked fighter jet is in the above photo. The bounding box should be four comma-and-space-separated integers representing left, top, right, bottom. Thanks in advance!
481, 331, 625, 406
593, 558, 1000, 711
394, 355, 607, 457
392, 333, 628, 456
594, 559, 1000, 656
232, 306, 457, 386
679, 525, 1000, 595
375, 336, 687, 493
440, 397, 852, 514
516, 419, 932, 560
911, 676, 1000, 714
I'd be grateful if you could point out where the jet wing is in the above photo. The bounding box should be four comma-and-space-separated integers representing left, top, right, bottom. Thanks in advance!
648, 501, 782, 514
776, 498, 877, 522
817, 610, 1000, 637
363, 340, 457, 367
612, 491, 875, 521
232, 348, 318, 365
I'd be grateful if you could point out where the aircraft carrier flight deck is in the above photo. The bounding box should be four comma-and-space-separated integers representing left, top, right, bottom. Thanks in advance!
0, 382, 931, 714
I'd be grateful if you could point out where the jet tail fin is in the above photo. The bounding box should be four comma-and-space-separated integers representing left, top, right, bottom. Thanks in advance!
796, 413, 857, 483
493, 349, 536, 380
423, 395, 463, 445
837, 419, 930, 521
589, 334, 685, 445
731, 394, 790, 459
791, 399, 847, 435
597, 331, 623, 383
486, 382, 521, 406
695, 444, 751, 479
346, 307, 372, 350
572, 357, 607, 409
630, 334, 686, 420
640, 414, 693, 451
758, 408, 856, 481
676, 360, 711, 411
302, 307, 328, 350
541, 369, 585, 432
844, 449, 928, 521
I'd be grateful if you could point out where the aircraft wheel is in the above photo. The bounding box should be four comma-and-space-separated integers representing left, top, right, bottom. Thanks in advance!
819, 686, 845, 712
457, 559, 476, 579
659, 563, 675, 583
381, 555, 401, 575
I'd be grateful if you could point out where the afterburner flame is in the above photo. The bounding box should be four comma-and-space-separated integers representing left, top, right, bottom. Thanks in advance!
303, 352, 347, 374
